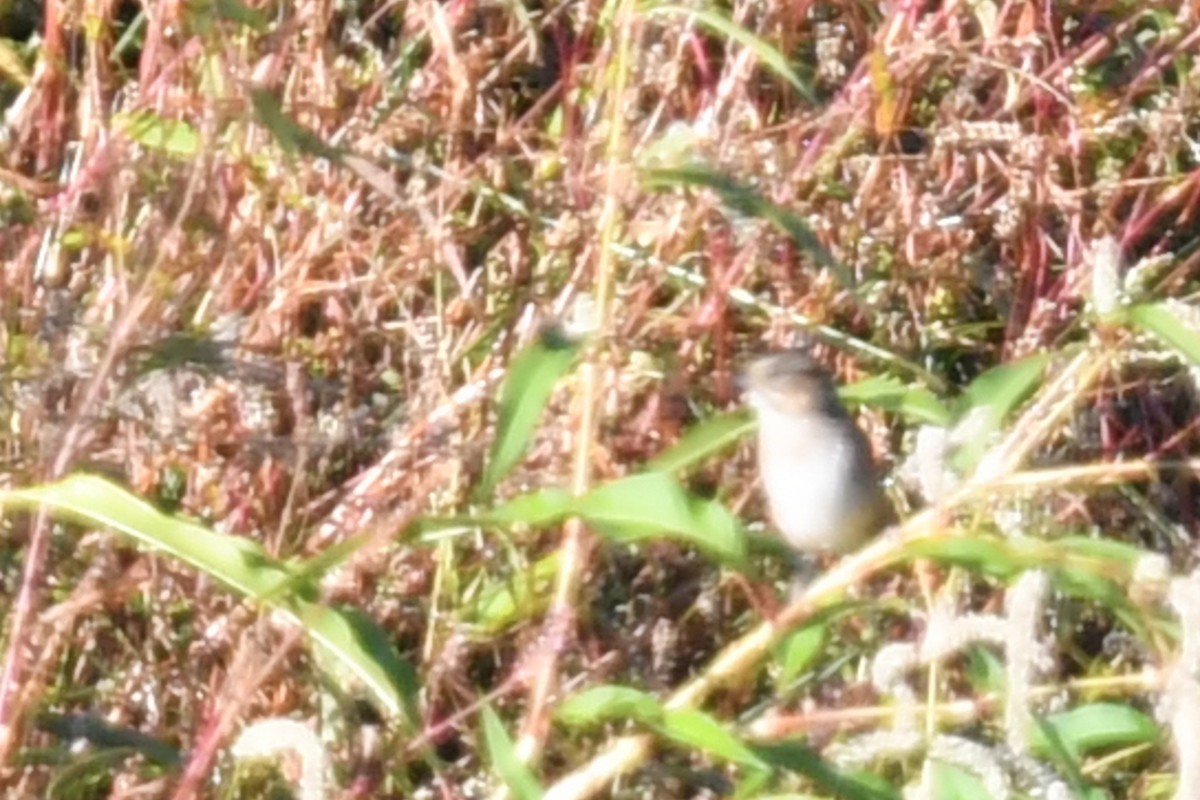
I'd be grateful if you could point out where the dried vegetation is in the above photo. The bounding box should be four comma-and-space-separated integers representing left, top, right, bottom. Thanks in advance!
2, 0, 1200, 798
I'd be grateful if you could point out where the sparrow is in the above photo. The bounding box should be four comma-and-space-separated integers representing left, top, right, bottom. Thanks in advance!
743, 350, 894, 556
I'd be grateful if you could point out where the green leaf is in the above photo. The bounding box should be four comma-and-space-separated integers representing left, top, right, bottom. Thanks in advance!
953, 352, 1050, 471
898, 535, 1025, 580
1029, 715, 1090, 798
249, 88, 339, 159
1052, 536, 1148, 567
776, 622, 827, 685
656, 709, 766, 768
473, 553, 560, 633
1, 474, 292, 600
37, 713, 180, 767
927, 760, 996, 800
295, 604, 420, 730
1029, 705, 1156, 793
480, 328, 582, 495
0, 475, 418, 725
964, 646, 1006, 694
575, 472, 747, 566
481, 706, 544, 800
214, 0, 269, 29
114, 111, 201, 159
484, 488, 576, 527
750, 741, 900, 800
1127, 302, 1200, 365
556, 686, 665, 727
184, 0, 269, 32
644, 4, 815, 101
839, 375, 953, 426
643, 164, 852, 289
645, 410, 755, 474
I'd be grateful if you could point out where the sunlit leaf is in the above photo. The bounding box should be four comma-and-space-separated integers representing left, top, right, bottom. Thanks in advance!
575, 472, 747, 566
114, 111, 201, 159
1053, 536, 1148, 567
953, 352, 1050, 471
0, 475, 417, 725
214, 0, 269, 29
645, 4, 815, 101
1127, 302, 1200, 366
482, 706, 544, 800
750, 741, 899, 800
485, 488, 576, 527
898, 535, 1025, 579
776, 622, 827, 685
481, 327, 582, 496
473, 553, 560, 632
839, 375, 953, 426
657, 708, 766, 768
643, 165, 852, 289
645, 410, 754, 474
927, 760, 994, 800
1030, 703, 1160, 760
964, 645, 1006, 694
556, 686, 665, 727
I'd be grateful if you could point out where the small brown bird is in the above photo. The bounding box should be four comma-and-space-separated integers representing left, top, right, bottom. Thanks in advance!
743, 350, 893, 556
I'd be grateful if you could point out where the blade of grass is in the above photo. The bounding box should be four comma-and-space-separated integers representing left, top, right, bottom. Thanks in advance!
0, 475, 417, 725
644, 4, 815, 101
480, 327, 582, 496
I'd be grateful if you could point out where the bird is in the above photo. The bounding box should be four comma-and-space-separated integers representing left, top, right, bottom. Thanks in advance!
742, 350, 894, 558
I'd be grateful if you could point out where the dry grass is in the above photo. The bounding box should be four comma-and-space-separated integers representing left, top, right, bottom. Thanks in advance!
2, 0, 1200, 798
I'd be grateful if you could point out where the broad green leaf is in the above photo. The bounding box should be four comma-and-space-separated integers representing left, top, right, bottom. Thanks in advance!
776, 622, 827, 685
480, 328, 582, 495
296, 604, 419, 729
839, 375, 953, 427
484, 488, 576, 527
643, 165, 852, 289
898, 535, 1025, 579
473, 553, 560, 632
1029, 703, 1160, 760
645, 5, 815, 101
749, 741, 899, 800
575, 472, 747, 566
1127, 302, 1200, 365
1053, 536, 1148, 567
645, 410, 754, 474
1029, 715, 1090, 798
114, 111, 201, 159
656, 709, 766, 768
953, 352, 1050, 471
958, 352, 1049, 423
556, 686, 665, 727
481, 706, 544, 800
0, 475, 417, 725
1, 475, 291, 599
928, 760, 995, 800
